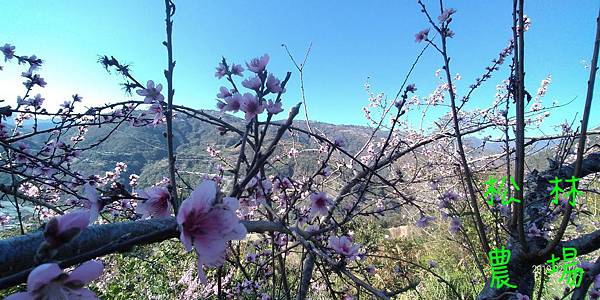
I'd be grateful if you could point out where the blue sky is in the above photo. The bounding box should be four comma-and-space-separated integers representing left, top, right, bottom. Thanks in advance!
1, 0, 599, 133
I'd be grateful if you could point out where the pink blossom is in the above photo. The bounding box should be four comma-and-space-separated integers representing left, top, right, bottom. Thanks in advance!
30, 93, 45, 109
415, 28, 430, 43
136, 80, 164, 103
136, 186, 172, 219
266, 100, 283, 114
216, 86, 232, 99
438, 8, 456, 23
1, 43, 15, 61
246, 54, 269, 73
215, 62, 227, 79
149, 102, 164, 126
44, 209, 91, 247
231, 63, 244, 76
5, 260, 103, 300
84, 183, 101, 224
242, 75, 262, 90
328, 235, 360, 260
241, 93, 264, 121
176, 180, 247, 282
310, 192, 332, 217
266, 74, 284, 93
220, 92, 243, 113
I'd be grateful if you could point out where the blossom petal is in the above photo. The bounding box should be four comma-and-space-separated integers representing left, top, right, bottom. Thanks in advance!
4, 292, 33, 300
27, 263, 62, 291
188, 180, 217, 213
68, 260, 104, 284
57, 209, 90, 234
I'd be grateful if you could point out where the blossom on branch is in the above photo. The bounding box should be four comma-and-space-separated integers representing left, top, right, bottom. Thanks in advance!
1, 44, 15, 61
246, 54, 269, 73
43, 209, 91, 247
136, 186, 172, 219
310, 192, 332, 217
136, 80, 164, 103
242, 75, 262, 90
266, 100, 283, 114
266, 73, 284, 94
241, 93, 264, 121
218, 92, 243, 113
415, 28, 430, 43
329, 235, 361, 261
438, 8, 456, 23
5, 260, 104, 300
177, 180, 247, 282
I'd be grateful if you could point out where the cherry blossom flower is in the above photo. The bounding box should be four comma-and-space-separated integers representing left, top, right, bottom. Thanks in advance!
216, 86, 232, 99
149, 102, 164, 126
136, 80, 164, 103
310, 192, 332, 217
266, 74, 284, 93
30, 93, 45, 109
266, 100, 283, 114
415, 28, 430, 43
329, 235, 360, 260
438, 8, 456, 23
136, 186, 172, 219
176, 180, 247, 282
406, 83, 417, 93
44, 209, 91, 247
246, 54, 269, 73
215, 62, 227, 79
1, 44, 15, 61
220, 92, 243, 113
241, 93, 264, 121
5, 260, 103, 300
231, 63, 244, 76
242, 75, 262, 90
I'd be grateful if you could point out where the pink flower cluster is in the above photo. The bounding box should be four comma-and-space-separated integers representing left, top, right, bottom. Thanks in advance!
215, 54, 286, 122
